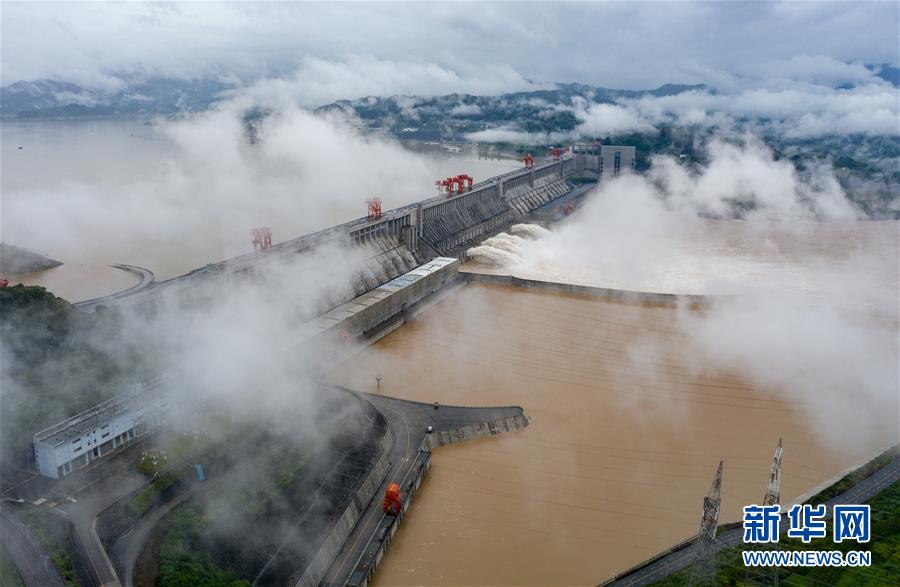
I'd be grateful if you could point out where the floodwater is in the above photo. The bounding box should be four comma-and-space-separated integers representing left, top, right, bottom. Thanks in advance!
330, 284, 897, 586
1, 119, 519, 301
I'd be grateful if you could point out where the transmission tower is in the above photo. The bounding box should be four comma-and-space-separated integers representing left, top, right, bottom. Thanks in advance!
763, 437, 783, 506
689, 460, 723, 586
746, 438, 784, 586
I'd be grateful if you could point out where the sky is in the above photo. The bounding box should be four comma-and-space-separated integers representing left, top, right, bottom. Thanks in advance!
2, 1, 898, 96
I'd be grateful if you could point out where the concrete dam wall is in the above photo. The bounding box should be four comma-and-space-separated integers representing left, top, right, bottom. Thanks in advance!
79, 158, 580, 319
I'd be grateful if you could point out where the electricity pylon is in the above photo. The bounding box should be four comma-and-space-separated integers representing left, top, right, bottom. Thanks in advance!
689, 460, 723, 586
746, 438, 784, 586
763, 437, 783, 506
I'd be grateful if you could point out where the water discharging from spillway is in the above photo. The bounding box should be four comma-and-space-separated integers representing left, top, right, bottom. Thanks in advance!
465, 224, 550, 267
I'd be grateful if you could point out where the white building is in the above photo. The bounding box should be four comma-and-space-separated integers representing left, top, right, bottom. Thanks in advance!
33, 377, 168, 479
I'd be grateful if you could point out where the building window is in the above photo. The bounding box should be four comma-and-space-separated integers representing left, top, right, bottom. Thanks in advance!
614, 152, 621, 175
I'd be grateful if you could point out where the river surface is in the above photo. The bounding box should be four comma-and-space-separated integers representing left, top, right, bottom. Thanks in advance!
1, 118, 519, 301
330, 284, 897, 586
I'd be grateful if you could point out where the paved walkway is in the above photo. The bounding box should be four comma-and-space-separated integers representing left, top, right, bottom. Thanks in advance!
603, 457, 900, 586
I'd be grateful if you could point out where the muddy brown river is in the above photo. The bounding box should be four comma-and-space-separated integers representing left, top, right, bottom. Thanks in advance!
331, 283, 897, 586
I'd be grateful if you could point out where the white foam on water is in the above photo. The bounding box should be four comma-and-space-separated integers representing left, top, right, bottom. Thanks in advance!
509, 223, 550, 239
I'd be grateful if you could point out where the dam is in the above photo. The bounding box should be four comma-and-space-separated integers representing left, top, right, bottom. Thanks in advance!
8, 145, 898, 587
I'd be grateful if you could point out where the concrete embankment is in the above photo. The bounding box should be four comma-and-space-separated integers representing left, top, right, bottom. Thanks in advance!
314, 393, 530, 587
332, 407, 529, 587
461, 271, 720, 307
295, 429, 394, 587
343, 448, 432, 587
424, 412, 530, 450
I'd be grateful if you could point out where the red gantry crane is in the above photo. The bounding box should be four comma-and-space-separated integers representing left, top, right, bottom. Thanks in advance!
367, 197, 383, 220
523, 153, 535, 168
251, 227, 273, 252
455, 174, 474, 191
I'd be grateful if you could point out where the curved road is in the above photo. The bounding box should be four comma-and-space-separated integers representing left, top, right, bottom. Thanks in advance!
603, 456, 900, 586
75, 264, 155, 312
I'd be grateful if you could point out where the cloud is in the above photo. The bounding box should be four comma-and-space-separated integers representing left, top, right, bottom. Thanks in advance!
1, 100, 437, 277
466, 82, 900, 145
239, 56, 544, 108
626, 84, 900, 138
744, 55, 881, 88
450, 103, 483, 117
466, 127, 571, 146
647, 137, 861, 220
465, 138, 897, 452
572, 102, 657, 137
466, 101, 655, 144
2, 2, 897, 92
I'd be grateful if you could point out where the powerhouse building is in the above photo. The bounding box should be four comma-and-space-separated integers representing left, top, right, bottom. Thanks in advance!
33, 377, 168, 478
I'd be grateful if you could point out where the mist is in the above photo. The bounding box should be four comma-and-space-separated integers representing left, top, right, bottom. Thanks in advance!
1, 99, 441, 279
467, 81, 899, 145
0, 79, 442, 583
467, 136, 899, 454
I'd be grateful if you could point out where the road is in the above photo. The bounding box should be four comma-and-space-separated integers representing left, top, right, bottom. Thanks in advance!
604, 456, 900, 586
319, 391, 525, 586
0, 506, 66, 587
60, 470, 149, 587
75, 264, 155, 311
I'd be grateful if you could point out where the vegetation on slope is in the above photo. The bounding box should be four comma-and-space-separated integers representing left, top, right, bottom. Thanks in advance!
20, 509, 81, 587
0, 285, 144, 468
157, 505, 249, 587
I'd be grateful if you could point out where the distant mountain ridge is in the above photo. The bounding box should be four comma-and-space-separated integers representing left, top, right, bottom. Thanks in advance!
0, 75, 710, 122
314, 82, 711, 140
3, 61, 897, 122
0, 77, 233, 119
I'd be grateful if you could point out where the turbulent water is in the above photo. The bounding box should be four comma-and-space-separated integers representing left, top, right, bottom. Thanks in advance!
509, 223, 550, 239
465, 224, 552, 266
466, 219, 899, 299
